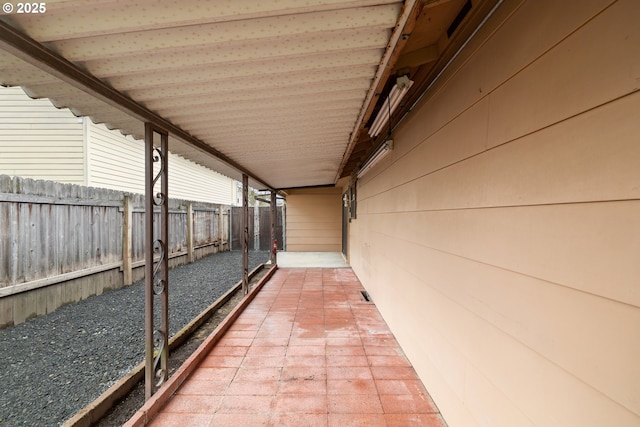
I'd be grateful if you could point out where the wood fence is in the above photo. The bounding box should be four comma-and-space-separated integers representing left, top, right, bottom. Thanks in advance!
0, 175, 253, 328
230, 206, 285, 251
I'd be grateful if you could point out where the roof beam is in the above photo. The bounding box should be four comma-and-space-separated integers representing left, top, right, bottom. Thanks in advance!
0, 20, 273, 190
336, 0, 420, 181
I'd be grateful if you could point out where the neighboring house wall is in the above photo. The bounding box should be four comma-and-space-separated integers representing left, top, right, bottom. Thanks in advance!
0, 86, 84, 184
165, 152, 234, 205
285, 187, 341, 252
84, 120, 145, 193
0, 86, 236, 205
86, 120, 235, 204
349, 1, 639, 427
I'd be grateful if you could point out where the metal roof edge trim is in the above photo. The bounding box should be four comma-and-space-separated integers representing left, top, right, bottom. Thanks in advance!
275, 183, 336, 192
334, 0, 418, 182
0, 20, 273, 190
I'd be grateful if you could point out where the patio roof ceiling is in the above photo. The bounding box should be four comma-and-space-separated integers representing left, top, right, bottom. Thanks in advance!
0, 0, 499, 190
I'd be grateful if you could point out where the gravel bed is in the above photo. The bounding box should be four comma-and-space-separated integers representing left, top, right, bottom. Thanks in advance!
0, 250, 269, 427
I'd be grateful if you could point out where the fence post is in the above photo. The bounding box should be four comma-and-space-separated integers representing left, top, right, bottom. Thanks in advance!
228, 207, 233, 251
186, 202, 194, 263
122, 195, 133, 286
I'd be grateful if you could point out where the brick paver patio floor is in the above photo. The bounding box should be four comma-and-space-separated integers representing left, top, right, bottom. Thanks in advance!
145, 268, 447, 427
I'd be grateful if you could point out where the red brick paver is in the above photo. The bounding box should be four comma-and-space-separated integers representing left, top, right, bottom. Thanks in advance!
144, 268, 445, 426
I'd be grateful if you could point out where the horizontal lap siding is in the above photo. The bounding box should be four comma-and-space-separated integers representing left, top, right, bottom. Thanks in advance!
87, 122, 146, 193
167, 154, 234, 205
286, 189, 342, 252
2, 87, 235, 204
88, 121, 234, 204
350, 0, 640, 426
0, 87, 84, 184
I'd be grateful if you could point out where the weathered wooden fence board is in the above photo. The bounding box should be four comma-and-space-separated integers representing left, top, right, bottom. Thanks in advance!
231, 206, 255, 250
231, 206, 284, 252
0, 179, 124, 286
0, 175, 283, 328
193, 208, 218, 247
259, 205, 284, 251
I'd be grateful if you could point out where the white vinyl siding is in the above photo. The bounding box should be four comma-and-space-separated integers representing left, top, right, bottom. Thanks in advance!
86, 120, 146, 194
87, 120, 235, 204
167, 154, 234, 205
0, 86, 84, 184
0, 86, 236, 204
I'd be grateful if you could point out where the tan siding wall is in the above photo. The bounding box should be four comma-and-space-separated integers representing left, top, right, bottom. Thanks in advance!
286, 188, 342, 252
0, 86, 84, 184
350, 1, 640, 426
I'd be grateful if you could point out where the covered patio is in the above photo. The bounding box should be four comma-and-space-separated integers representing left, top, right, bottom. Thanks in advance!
2, 1, 638, 426
126, 265, 445, 426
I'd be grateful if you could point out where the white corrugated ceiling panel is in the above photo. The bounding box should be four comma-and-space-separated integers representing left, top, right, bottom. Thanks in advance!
0, 0, 406, 189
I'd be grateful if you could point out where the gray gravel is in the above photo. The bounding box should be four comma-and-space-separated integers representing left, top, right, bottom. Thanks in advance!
0, 250, 269, 427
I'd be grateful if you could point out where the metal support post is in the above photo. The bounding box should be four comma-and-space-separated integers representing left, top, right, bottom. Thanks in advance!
270, 190, 277, 264
254, 205, 260, 251
282, 203, 286, 251
144, 123, 169, 400
242, 174, 249, 295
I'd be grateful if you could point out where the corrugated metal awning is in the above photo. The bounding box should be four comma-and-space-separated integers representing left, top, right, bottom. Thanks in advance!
0, 0, 408, 189
1, 0, 499, 189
